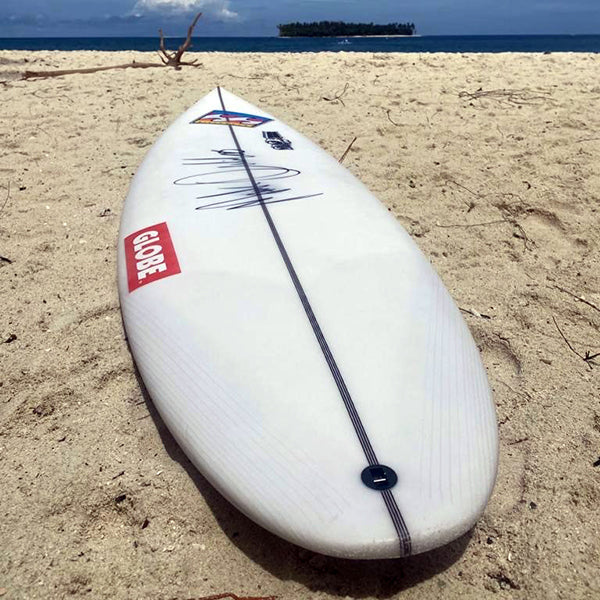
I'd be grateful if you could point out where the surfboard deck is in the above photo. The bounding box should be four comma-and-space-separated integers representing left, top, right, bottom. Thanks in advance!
117, 87, 498, 559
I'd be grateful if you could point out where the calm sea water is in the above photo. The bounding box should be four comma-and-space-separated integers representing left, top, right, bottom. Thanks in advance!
1, 35, 599, 53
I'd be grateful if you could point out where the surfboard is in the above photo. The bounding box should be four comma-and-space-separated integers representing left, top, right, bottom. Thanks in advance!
117, 87, 498, 559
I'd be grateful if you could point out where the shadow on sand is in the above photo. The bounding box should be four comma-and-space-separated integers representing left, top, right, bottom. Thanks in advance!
135, 368, 472, 598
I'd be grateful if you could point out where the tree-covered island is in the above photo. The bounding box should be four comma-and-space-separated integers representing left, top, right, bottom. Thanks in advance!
278, 21, 416, 37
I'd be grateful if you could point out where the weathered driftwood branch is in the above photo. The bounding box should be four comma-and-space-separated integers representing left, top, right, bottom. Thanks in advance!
16, 12, 203, 81
158, 12, 202, 69
21, 61, 164, 80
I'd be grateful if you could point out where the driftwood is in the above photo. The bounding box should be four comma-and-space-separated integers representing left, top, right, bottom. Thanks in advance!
22, 61, 166, 80
18, 13, 203, 81
157, 12, 202, 69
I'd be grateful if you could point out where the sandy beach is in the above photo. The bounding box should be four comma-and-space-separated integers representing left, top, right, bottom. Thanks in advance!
1, 50, 599, 599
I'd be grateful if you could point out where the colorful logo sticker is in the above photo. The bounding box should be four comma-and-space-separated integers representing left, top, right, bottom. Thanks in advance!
124, 222, 181, 293
191, 110, 272, 128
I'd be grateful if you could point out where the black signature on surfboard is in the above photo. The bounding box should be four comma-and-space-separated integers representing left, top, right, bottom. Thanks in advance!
174, 149, 322, 210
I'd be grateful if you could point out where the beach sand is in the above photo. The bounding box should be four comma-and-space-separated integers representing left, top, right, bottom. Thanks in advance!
0, 50, 599, 599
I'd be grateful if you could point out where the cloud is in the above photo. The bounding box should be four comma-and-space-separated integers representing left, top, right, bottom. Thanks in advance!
5, 12, 47, 26
131, 0, 239, 21
58, 14, 146, 28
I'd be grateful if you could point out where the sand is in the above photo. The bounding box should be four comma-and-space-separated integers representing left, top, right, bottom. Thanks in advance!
0, 50, 599, 599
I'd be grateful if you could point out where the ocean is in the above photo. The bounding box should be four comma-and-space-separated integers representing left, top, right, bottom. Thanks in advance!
0, 35, 599, 53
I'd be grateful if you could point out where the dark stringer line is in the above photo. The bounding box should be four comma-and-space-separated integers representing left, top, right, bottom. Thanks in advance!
216, 87, 412, 556
382, 490, 412, 556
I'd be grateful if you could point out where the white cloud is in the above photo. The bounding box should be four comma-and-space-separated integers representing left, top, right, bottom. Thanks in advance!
131, 0, 239, 21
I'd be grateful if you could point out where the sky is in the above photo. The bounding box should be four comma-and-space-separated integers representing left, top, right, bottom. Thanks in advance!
0, 0, 599, 37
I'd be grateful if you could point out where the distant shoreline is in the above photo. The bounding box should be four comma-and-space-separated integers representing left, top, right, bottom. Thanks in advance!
279, 35, 419, 39
0, 35, 598, 53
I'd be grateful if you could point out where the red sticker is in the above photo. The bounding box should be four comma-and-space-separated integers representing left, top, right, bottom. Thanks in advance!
124, 222, 181, 293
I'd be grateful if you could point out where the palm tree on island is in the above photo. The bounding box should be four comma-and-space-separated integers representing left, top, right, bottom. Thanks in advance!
277, 21, 416, 37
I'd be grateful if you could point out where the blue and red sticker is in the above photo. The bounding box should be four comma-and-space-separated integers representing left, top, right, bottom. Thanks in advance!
191, 110, 272, 128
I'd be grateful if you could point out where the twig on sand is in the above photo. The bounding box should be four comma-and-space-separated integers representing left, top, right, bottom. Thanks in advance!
552, 316, 599, 369
0, 186, 14, 263
338, 136, 357, 163
323, 82, 349, 106
508, 437, 529, 446
490, 198, 532, 250
224, 73, 264, 80
31, 89, 74, 103
446, 178, 481, 200
19, 13, 203, 80
197, 594, 278, 600
458, 87, 553, 107
552, 285, 600, 314
1, 181, 10, 214
444, 177, 481, 212
501, 212, 530, 250
435, 205, 530, 249
276, 75, 300, 93
459, 307, 492, 319
386, 109, 401, 126
435, 219, 506, 229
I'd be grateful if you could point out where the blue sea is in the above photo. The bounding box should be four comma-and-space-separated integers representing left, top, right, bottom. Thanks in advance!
1, 35, 599, 53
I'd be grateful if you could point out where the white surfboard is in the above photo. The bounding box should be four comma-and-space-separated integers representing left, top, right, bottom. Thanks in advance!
117, 88, 498, 559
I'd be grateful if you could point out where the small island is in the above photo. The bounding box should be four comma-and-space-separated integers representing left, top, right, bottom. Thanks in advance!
278, 21, 416, 37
